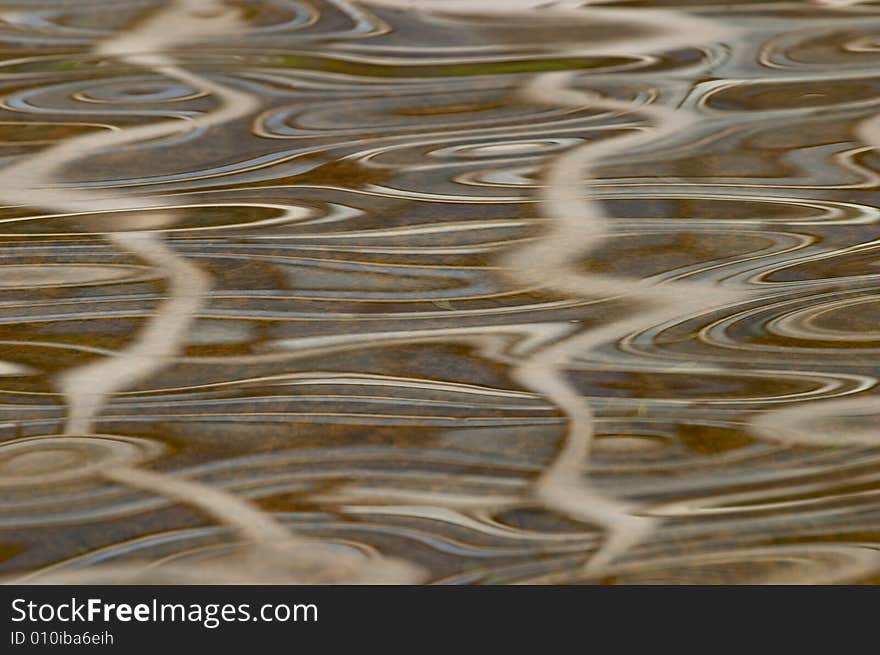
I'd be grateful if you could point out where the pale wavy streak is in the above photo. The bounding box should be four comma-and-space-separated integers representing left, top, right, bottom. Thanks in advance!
0, 0, 423, 584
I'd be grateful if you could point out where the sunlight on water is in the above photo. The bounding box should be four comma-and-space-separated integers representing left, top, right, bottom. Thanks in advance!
1, 0, 880, 584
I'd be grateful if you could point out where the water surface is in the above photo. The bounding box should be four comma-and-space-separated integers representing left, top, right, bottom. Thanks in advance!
1, 0, 880, 584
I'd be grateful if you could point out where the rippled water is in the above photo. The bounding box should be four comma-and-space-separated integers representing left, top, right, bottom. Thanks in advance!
2, 0, 880, 584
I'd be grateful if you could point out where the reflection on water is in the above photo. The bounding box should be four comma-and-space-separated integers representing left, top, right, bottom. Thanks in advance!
1, 0, 880, 584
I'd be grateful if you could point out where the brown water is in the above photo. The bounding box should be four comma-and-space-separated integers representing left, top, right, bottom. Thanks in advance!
1, 0, 880, 584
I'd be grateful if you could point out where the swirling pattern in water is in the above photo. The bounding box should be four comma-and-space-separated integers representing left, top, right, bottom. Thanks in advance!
1, 0, 880, 584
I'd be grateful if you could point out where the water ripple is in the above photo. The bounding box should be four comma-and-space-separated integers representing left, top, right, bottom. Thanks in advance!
1, 0, 880, 584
